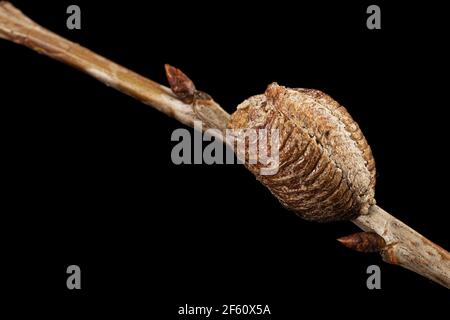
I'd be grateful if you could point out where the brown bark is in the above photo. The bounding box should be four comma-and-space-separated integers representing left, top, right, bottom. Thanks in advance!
0, 1, 228, 132
1, 2, 448, 288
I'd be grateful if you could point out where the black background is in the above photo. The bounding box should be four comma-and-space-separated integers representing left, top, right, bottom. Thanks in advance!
2, 0, 449, 317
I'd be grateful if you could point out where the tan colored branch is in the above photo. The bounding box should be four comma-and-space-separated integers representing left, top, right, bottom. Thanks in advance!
1, 2, 448, 288
354, 205, 450, 288
0, 1, 228, 132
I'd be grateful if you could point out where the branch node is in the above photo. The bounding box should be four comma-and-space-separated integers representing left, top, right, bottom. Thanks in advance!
337, 231, 386, 253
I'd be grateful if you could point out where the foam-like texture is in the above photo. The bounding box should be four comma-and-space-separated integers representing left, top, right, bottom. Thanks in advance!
228, 83, 376, 222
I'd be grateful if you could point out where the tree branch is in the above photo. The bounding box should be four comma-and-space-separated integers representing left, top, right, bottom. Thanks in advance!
354, 206, 450, 288
0, 1, 229, 132
1, 2, 448, 288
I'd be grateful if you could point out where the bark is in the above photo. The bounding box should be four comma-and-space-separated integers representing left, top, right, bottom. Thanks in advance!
1, 2, 448, 288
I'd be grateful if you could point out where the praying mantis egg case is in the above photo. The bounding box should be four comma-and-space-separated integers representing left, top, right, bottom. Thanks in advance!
228, 83, 376, 222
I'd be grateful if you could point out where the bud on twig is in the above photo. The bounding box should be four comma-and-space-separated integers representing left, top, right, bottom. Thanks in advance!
0, 1, 448, 288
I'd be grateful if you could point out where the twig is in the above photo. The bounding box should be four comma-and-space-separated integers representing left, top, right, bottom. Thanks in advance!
1, 2, 448, 288
353, 206, 450, 288
0, 1, 228, 133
